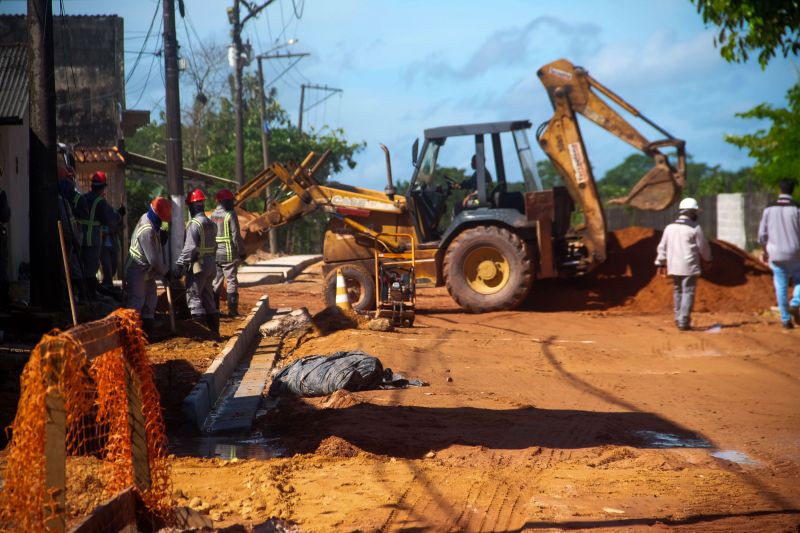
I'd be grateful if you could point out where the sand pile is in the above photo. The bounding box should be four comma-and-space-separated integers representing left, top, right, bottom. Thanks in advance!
529, 226, 775, 313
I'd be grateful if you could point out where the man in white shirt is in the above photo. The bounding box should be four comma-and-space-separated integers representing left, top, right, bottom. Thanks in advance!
655, 198, 713, 331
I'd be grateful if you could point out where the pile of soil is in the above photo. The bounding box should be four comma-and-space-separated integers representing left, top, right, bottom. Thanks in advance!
528, 227, 775, 313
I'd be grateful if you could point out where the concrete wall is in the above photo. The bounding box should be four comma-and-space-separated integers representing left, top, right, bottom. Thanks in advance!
0, 120, 30, 281
605, 196, 717, 240
0, 15, 125, 146
606, 191, 774, 250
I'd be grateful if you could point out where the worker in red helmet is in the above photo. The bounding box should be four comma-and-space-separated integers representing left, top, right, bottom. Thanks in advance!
210, 189, 246, 316
77, 171, 123, 301
124, 197, 172, 337
175, 188, 220, 336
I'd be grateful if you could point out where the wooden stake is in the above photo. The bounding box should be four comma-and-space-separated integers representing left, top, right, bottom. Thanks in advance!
165, 282, 176, 334
57, 220, 78, 326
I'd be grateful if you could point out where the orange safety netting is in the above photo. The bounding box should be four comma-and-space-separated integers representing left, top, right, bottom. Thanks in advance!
0, 309, 172, 531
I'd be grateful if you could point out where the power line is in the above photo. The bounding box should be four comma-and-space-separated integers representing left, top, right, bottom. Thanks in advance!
291, 0, 305, 19
125, 0, 162, 85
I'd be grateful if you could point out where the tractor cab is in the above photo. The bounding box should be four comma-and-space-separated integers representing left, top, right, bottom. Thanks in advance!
407, 120, 543, 243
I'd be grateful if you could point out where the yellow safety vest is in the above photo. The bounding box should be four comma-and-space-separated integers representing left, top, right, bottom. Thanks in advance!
77, 196, 102, 246
215, 211, 234, 262
187, 218, 215, 258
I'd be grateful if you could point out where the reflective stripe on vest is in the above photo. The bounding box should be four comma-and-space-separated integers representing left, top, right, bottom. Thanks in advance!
77, 196, 102, 246
187, 218, 215, 258
128, 221, 152, 261
215, 211, 234, 261
72, 191, 81, 210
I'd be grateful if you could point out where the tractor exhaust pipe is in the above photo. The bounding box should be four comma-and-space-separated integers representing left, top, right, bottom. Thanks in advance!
380, 143, 396, 200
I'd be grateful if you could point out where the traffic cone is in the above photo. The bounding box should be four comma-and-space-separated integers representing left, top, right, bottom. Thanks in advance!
335, 268, 352, 311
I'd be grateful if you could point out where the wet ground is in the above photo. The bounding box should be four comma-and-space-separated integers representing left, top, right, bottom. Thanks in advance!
159, 264, 800, 531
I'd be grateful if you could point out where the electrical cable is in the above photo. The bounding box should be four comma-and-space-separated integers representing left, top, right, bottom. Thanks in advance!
125, 0, 161, 85
291, 0, 305, 19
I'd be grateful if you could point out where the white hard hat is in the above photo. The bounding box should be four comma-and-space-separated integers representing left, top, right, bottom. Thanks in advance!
679, 197, 700, 211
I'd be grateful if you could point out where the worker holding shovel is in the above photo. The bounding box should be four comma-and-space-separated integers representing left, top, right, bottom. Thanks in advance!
124, 197, 172, 338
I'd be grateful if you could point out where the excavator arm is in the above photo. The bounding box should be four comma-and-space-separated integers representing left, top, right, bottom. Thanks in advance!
235, 150, 405, 254
535, 58, 686, 265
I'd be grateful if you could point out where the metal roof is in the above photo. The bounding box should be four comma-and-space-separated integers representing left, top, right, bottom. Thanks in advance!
0, 44, 28, 125
424, 120, 532, 140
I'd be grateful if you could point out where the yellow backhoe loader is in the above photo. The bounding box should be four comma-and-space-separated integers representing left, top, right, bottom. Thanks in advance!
236, 58, 686, 313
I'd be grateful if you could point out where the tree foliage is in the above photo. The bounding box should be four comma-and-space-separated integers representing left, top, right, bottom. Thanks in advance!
725, 81, 800, 191
125, 53, 365, 253
595, 153, 762, 203
691, 0, 800, 67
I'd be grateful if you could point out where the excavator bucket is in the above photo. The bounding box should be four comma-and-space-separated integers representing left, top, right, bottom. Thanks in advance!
607, 140, 686, 211
607, 163, 681, 211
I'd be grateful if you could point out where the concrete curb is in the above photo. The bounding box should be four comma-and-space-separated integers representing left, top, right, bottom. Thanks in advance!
182, 295, 271, 429
238, 254, 321, 287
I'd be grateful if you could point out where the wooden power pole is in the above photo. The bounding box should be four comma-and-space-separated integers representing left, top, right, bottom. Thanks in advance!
28, 0, 60, 310
163, 0, 185, 264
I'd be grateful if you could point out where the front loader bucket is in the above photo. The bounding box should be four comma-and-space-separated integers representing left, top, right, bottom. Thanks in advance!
607, 139, 686, 211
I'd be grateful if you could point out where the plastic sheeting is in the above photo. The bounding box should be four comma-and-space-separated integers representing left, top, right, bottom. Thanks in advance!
269, 351, 426, 397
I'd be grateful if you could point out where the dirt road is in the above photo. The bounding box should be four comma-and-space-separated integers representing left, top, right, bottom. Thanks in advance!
167, 262, 800, 531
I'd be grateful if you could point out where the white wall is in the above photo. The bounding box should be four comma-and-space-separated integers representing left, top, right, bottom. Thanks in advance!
0, 120, 30, 281
717, 193, 746, 250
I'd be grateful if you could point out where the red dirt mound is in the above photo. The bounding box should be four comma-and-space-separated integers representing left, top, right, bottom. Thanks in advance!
527, 226, 775, 313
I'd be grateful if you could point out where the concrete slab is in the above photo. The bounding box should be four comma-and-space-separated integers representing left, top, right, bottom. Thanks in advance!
238, 254, 321, 287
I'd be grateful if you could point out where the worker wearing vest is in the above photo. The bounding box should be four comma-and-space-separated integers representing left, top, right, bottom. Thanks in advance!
124, 197, 172, 337
78, 172, 121, 300
175, 188, 219, 336
210, 189, 246, 316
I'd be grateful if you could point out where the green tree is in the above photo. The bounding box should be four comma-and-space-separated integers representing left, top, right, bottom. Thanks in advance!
691, 0, 800, 67
595, 153, 763, 204
125, 73, 364, 254
725, 81, 800, 191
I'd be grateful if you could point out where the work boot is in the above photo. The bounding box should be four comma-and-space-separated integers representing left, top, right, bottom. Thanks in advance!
227, 293, 239, 317
206, 313, 220, 338
142, 318, 155, 339
791, 306, 800, 326
782, 320, 794, 330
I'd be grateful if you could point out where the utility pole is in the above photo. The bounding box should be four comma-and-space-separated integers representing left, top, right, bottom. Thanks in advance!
230, 0, 276, 187
28, 0, 60, 310
163, 0, 185, 267
299, 83, 343, 133
256, 50, 308, 254
230, 0, 245, 186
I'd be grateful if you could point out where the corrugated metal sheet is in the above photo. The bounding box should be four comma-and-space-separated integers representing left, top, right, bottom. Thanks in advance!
0, 44, 28, 125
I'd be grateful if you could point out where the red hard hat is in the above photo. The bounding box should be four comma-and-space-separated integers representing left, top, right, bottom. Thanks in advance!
215, 189, 235, 202
90, 171, 108, 187
151, 197, 171, 222
186, 188, 206, 203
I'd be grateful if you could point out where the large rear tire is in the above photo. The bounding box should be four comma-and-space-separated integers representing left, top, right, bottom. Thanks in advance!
444, 226, 533, 312
323, 263, 376, 312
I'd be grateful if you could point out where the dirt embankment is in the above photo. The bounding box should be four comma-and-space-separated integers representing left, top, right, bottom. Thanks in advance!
528, 227, 774, 313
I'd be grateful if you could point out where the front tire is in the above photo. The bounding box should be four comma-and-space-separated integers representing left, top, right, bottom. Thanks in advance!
323, 263, 376, 312
444, 226, 533, 312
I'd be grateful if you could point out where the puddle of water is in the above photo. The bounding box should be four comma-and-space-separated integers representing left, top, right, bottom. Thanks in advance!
169, 432, 285, 460
633, 430, 712, 449
705, 324, 722, 334
711, 449, 759, 465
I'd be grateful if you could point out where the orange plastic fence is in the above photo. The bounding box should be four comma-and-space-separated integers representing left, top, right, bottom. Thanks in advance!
0, 309, 172, 531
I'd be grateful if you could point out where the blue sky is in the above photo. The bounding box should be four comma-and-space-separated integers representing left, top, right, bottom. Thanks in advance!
2, 0, 797, 189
